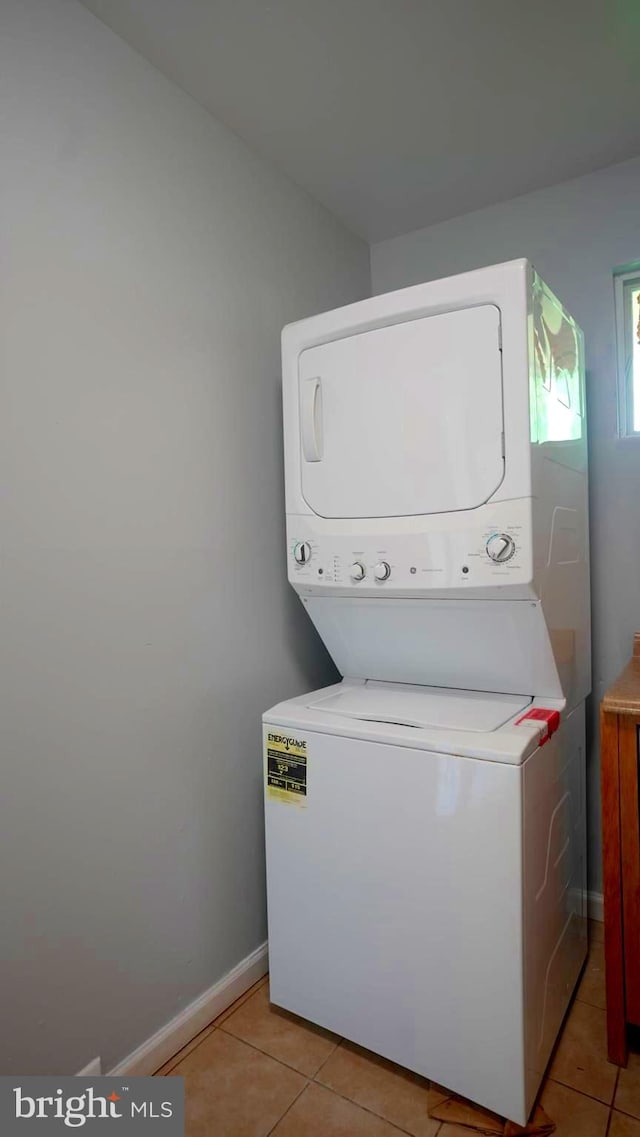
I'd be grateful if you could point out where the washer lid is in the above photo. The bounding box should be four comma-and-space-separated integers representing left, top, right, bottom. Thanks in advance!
307, 681, 531, 733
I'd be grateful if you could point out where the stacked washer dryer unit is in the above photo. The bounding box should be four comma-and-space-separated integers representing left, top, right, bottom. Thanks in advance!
263, 259, 590, 1126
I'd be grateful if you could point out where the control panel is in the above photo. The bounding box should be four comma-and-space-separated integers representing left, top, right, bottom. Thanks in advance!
286, 511, 532, 594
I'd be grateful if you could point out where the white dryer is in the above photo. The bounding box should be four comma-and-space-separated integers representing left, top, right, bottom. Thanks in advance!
264, 259, 590, 1125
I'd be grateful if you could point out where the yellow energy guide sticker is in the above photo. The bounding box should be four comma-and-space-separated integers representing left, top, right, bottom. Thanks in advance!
266, 732, 307, 805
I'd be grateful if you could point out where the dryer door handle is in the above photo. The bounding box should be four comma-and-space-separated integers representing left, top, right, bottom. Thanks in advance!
300, 376, 323, 462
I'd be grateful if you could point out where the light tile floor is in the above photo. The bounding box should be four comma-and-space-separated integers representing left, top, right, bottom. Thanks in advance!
156, 921, 640, 1136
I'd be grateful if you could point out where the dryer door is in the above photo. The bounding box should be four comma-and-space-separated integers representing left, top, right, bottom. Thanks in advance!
298, 304, 504, 519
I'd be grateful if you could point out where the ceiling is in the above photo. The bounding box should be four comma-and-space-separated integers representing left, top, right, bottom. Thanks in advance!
80, 0, 640, 241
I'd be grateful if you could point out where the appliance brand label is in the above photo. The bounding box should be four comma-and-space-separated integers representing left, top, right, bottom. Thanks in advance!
266, 734, 307, 805
0, 1077, 184, 1134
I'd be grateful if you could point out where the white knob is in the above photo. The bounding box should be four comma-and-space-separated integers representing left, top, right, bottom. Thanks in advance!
350, 562, 366, 582
486, 533, 515, 563
374, 561, 391, 581
293, 541, 312, 565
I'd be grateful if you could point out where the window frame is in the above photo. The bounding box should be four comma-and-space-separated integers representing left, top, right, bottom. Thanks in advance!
614, 265, 640, 438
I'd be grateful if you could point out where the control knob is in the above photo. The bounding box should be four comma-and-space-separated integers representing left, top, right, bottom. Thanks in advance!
374, 561, 391, 581
293, 541, 312, 565
486, 533, 516, 563
350, 562, 366, 582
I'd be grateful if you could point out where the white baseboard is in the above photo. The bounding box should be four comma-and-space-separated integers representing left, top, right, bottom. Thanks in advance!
588, 890, 604, 923
108, 941, 268, 1077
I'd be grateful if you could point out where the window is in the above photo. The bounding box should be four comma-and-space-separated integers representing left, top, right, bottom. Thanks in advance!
614, 266, 640, 436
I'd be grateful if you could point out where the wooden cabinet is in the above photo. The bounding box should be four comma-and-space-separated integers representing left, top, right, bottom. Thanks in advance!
602, 632, 640, 1064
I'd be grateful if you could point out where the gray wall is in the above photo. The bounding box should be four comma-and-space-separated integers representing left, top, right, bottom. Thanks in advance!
372, 155, 640, 894
0, 0, 369, 1075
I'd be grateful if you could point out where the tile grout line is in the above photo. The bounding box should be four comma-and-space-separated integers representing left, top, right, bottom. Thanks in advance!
576, 996, 608, 1010
214, 1026, 427, 1137
210, 983, 435, 1133
263, 1076, 311, 1137
217, 1021, 341, 1081
306, 1075, 423, 1137
547, 1073, 617, 1110
612, 1105, 640, 1121
177, 1021, 417, 1137
209, 1023, 424, 1136
604, 1067, 621, 1137
311, 1036, 343, 1078
608, 1061, 640, 1125
310, 1037, 434, 1137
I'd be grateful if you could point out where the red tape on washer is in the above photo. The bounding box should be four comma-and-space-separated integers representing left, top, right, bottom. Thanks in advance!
514, 707, 561, 745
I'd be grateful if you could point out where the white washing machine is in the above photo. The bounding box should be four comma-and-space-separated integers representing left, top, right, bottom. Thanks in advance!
264, 260, 590, 1125
264, 681, 586, 1124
